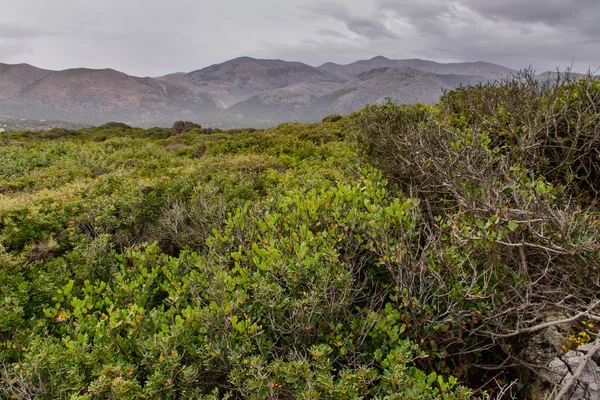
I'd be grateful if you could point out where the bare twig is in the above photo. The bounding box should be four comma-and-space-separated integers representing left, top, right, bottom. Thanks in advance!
485, 301, 600, 339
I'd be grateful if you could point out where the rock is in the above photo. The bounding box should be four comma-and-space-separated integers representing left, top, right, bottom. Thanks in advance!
520, 314, 599, 399
521, 321, 570, 366
539, 345, 600, 399
579, 344, 600, 364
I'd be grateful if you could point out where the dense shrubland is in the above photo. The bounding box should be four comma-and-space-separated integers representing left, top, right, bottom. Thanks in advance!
0, 71, 598, 399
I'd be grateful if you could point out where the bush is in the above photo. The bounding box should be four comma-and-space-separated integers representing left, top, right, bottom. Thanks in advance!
353, 73, 600, 394
171, 121, 202, 136
322, 114, 343, 123
98, 122, 132, 130
42, 128, 78, 139
439, 70, 600, 198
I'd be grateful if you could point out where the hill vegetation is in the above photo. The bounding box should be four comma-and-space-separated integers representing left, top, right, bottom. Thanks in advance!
0, 71, 598, 399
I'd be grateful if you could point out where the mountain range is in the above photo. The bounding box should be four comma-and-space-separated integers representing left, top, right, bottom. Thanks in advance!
0, 56, 517, 128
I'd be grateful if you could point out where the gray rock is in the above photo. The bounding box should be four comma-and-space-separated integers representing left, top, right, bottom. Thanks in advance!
521, 322, 570, 367
543, 346, 600, 399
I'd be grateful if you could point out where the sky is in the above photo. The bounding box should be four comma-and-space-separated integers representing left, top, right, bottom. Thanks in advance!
0, 0, 598, 76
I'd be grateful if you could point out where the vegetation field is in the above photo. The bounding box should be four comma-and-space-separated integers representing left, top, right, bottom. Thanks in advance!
1, 72, 599, 399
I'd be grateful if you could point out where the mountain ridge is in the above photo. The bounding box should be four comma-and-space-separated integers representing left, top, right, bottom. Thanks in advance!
317, 56, 515, 81
0, 56, 519, 127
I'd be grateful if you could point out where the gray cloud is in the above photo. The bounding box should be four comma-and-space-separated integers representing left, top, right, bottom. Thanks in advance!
316, 29, 349, 40
373, 0, 599, 72
308, 2, 398, 40
0, 0, 597, 75
346, 17, 398, 39
378, 0, 600, 40
379, 0, 452, 22
464, 0, 597, 24
465, 0, 600, 37
0, 25, 57, 39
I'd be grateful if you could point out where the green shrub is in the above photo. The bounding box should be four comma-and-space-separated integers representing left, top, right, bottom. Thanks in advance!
171, 121, 202, 136
1, 172, 472, 398
322, 114, 343, 123
98, 121, 133, 130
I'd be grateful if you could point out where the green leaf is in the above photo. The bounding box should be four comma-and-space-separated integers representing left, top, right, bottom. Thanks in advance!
507, 220, 518, 231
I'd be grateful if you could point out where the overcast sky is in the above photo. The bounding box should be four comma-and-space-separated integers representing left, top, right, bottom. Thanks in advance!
1, 0, 598, 76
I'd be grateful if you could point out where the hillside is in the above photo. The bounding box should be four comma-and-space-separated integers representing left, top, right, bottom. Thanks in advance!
0, 63, 53, 100
326, 67, 451, 113
0, 67, 217, 125
225, 67, 483, 126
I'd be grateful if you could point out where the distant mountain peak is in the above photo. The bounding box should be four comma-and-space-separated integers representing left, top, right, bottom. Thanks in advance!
180, 57, 343, 108
370, 55, 391, 61
230, 56, 257, 61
